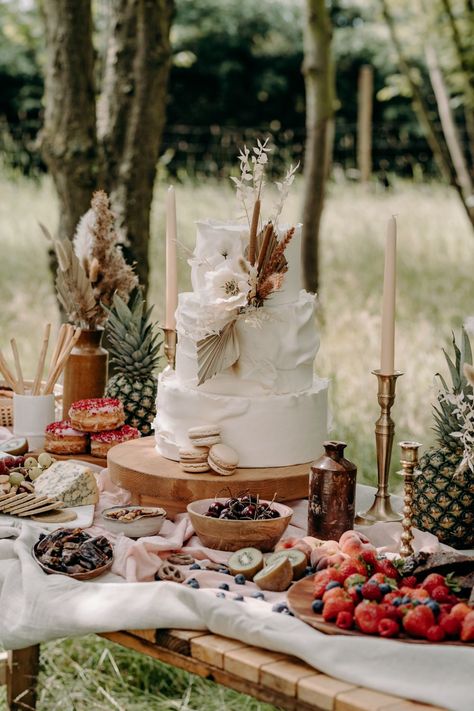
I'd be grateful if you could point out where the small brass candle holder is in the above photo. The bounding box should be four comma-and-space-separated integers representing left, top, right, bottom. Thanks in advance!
398, 441, 422, 558
356, 370, 403, 525
163, 328, 177, 369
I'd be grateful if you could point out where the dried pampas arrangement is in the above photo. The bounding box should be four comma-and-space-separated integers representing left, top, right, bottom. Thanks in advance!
43, 190, 138, 329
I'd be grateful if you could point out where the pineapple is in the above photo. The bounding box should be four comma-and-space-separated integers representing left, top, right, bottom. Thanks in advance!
412, 329, 474, 548
104, 292, 162, 436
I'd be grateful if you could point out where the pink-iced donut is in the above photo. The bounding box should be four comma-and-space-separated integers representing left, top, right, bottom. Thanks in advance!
44, 420, 89, 455
69, 398, 125, 433
90, 424, 140, 457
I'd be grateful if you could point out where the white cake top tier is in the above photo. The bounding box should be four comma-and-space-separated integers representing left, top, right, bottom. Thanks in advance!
191, 220, 303, 306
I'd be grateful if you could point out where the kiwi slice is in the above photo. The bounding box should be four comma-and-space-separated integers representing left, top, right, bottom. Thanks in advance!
253, 557, 293, 592
228, 547, 263, 579
265, 549, 307, 580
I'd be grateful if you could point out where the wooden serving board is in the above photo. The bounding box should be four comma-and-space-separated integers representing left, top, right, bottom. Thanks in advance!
108, 436, 311, 519
287, 574, 472, 646
30, 449, 107, 468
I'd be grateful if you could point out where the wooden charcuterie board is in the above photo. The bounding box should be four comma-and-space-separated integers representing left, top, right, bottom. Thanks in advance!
108, 436, 311, 519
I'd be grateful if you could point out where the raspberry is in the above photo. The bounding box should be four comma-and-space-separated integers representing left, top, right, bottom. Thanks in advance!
439, 613, 461, 637
313, 569, 344, 599
378, 603, 399, 621
431, 585, 457, 604
401, 576, 418, 588
359, 549, 377, 571
374, 557, 399, 580
378, 618, 400, 638
344, 573, 367, 590
421, 574, 446, 596
361, 582, 383, 601
426, 625, 446, 642
336, 611, 354, 630
354, 601, 383, 634
323, 595, 354, 622
338, 559, 367, 579
460, 611, 474, 642
403, 606, 435, 638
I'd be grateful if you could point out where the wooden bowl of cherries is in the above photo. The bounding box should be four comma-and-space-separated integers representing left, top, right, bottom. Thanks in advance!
187, 493, 293, 552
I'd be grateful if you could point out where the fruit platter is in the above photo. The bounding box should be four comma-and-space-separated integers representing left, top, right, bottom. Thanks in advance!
286, 530, 474, 644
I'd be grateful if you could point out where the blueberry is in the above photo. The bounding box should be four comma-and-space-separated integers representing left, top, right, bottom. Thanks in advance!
325, 580, 342, 591
312, 599, 324, 614
189, 563, 201, 570
379, 583, 391, 595
251, 591, 265, 600
425, 600, 440, 614
355, 584, 363, 595
219, 567, 230, 575
392, 597, 402, 607
218, 582, 230, 591
233, 593, 245, 601
234, 574, 246, 585
216, 591, 226, 599
412, 600, 421, 606
187, 578, 200, 589
304, 566, 315, 576
401, 595, 411, 604
272, 602, 289, 613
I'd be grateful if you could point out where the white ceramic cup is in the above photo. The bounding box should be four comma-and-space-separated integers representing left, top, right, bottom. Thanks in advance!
13, 393, 55, 450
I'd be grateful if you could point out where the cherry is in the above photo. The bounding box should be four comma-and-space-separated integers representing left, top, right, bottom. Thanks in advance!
241, 504, 256, 519
208, 501, 224, 516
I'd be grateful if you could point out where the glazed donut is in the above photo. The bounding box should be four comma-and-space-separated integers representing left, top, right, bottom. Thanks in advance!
69, 398, 125, 433
44, 420, 89, 455
90, 424, 140, 458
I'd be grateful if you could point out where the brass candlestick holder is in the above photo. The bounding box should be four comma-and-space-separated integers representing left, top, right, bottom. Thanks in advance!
398, 441, 422, 558
356, 370, 403, 524
163, 328, 177, 369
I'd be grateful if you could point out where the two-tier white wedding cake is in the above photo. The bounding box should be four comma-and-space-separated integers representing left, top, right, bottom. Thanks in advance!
154, 218, 329, 467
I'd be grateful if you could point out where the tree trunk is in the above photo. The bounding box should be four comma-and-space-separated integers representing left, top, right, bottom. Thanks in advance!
302, 0, 334, 294
40, 0, 98, 242
99, 0, 174, 292
357, 64, 373, 183
425, 44, 474, 227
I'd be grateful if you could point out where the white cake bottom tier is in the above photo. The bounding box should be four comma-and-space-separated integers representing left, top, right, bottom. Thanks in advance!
154, 369, 329, 468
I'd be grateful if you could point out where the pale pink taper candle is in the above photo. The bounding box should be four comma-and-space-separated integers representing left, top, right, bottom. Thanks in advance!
165, 185, 178, 331
380, 216, 397, 374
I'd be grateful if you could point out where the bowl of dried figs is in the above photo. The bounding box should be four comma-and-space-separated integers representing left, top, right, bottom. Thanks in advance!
101, 505, 167, 538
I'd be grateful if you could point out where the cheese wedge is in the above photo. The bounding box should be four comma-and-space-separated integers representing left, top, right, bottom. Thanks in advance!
34, 461, 99, 507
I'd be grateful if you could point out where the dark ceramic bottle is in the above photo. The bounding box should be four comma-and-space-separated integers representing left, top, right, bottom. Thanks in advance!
308, 441, 357, 540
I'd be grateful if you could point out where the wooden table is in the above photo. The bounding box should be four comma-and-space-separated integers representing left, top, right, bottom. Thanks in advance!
3, 629, 445, 711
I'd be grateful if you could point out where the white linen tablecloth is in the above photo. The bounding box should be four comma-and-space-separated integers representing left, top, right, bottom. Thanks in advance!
0, 484, 473, 711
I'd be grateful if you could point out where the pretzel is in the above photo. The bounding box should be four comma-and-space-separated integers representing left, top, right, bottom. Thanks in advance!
167, 553, 195, 566
205, 561, 229, 572
156, 563, 186, 583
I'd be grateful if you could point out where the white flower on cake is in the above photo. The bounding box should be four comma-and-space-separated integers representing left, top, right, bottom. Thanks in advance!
202, 260, 250, 312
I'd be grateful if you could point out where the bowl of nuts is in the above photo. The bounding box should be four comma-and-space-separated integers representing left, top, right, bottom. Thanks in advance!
187, 495, 293, 552
101, 505, 167, 538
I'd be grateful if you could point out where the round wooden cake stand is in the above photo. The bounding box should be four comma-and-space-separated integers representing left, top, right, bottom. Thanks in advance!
107, 436, 311, 519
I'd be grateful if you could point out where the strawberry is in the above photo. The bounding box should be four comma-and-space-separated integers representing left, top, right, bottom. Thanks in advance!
323, 595, 354, 622
378, 603, 399, 621
374, 557, 399, 580
401, 576, 418, 589
439, 613, 461, 638
421, 573, 446, 596
378, 618, 400, 638
426, 625, 446, 642
344, 573, 367, 590
347, 586, 361, 604
361, 582, 383, 601
450, 603, 472, 622
359, 549, 377, 571
313, 569, 343, 599
410, 588, 430, 602
336, 611, 354, 630
338, 559, 367, 579
354, 601, 383, 634
368, 572, 386, 585
403, 606, 435, 639
431, 586, 458, 605
460, 611, 474, 642
383, 591, 399, 605
322, 587, 347, 603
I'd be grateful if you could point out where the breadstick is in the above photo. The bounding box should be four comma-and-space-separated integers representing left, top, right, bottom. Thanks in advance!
0, 349, 18, 392
10, 338, 25, 395
32, 323, 51, 395
44, 327, 81, 394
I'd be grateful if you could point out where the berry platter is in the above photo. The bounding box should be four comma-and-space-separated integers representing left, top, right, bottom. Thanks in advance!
287, 574, 473, 646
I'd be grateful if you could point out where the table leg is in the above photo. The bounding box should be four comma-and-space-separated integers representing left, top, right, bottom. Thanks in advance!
6, 646, 40, 711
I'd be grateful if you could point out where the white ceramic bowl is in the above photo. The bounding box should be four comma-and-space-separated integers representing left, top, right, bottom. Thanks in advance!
101, 505, 167, 538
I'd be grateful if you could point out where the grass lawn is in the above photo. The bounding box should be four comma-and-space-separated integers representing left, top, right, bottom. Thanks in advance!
0, 172, 473, 709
